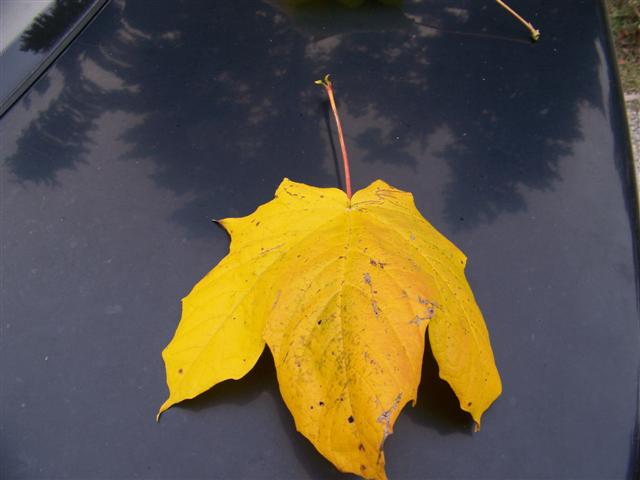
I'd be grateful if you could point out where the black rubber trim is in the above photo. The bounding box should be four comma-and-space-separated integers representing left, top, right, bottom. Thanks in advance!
0, 0, 110, 118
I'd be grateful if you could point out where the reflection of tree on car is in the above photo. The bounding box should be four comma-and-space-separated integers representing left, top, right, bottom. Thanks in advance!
9, 0, 602, 236
20, 0, 94, 53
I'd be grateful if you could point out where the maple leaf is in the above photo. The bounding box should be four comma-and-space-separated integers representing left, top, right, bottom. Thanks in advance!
158, 178, 501, 479
158, 76, 501, 480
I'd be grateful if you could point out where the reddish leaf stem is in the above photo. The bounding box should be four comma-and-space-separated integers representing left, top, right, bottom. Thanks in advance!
316, 75, 352, 199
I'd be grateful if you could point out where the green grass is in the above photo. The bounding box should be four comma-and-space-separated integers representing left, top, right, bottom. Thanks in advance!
607, 0, 640, 93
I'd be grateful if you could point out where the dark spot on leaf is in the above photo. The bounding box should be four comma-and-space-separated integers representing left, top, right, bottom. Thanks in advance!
320, 195, 324, 198
310, 405, 314, 410
178, 368, 183, 374
255, 221, 260, 226
358, 443, 365, 451
319, 401, 324, 406
467, 402, 472, 406
348, 416, 354, 423
317, 320, 322, 325
370, 259, 378, 266
360, 465, 367, 472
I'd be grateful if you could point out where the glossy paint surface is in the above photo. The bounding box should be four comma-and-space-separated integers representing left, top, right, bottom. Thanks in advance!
1, 1, 639, 478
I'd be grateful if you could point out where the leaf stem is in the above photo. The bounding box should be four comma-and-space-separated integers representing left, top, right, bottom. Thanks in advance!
495, 0, 540, 41
315, 75, 352, 199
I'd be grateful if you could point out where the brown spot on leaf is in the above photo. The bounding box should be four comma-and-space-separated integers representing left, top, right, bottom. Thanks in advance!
370, 258, 387, 269
358, 443, 365, 452
409, 315, 428, 326
348, 416, 354, 423
363, 273, 372, 285
178, 368, 183, 374
377, 393, 403, 453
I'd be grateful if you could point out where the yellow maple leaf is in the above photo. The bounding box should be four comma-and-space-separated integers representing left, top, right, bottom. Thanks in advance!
158, 178, 501, 480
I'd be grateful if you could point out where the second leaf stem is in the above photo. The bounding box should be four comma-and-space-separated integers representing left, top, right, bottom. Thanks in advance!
495, 0, 540, 41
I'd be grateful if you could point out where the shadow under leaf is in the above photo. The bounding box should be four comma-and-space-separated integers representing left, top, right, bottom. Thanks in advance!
404, 333, 474, 435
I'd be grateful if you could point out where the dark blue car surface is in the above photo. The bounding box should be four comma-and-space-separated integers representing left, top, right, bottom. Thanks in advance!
1, 1, 639, 478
